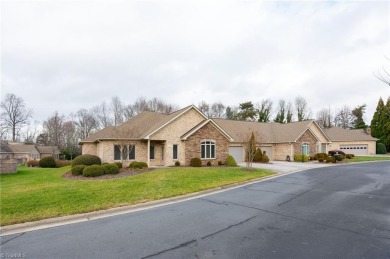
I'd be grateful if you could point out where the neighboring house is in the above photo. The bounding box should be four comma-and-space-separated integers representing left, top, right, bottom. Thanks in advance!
0, 141, 60, 163
81, 105, 373, 167
324, 127, 377, 155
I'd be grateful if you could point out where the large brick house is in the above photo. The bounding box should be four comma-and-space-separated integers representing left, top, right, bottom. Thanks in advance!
0, 141, 61, 163
80, 105, 377, 167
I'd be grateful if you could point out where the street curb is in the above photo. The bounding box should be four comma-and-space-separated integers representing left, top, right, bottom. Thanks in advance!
1, 170, 291, 237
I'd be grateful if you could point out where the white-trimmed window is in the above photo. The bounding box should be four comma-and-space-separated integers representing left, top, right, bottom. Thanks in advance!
301, 143, 310, 156
201, 141, 216, 159
114, 145, 136, 160
173, 144, 178, 160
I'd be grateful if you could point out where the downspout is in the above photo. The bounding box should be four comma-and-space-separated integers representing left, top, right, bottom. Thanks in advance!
147, 139, 150, 167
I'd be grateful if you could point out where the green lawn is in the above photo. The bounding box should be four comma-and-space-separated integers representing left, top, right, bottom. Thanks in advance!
0, 166, 274, 226
348, 156, 390, 163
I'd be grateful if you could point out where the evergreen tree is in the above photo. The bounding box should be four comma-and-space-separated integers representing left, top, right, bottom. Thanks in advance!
370, 98, 384, 138
352, 104, 367, 129
237, 102, 256, 121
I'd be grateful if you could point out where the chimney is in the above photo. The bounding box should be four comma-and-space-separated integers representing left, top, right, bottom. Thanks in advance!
364, 128, 371, 135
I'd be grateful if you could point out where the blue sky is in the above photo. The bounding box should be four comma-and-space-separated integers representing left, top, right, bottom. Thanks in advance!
1, 0, 389, 123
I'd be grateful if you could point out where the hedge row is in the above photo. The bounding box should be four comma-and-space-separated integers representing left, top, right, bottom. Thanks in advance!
27, 159, 72, 168
71, 163, 120, 177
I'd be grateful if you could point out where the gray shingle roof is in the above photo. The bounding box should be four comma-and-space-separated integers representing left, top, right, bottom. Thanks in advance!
80, 105, 199, 143
324, 127, 377, 141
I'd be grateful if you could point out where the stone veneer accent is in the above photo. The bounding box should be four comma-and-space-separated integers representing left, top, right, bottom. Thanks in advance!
273, 143, 292, 161
185, 122, 229, 166
0, 160, 17, 174
293, 129, 317, 156
82, 143, 97, 156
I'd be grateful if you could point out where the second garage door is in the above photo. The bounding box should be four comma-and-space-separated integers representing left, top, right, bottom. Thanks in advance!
340, 145, 368, 155
229, 146, 244, 162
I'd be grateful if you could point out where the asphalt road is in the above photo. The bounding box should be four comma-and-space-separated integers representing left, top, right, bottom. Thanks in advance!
1, 162, 390, 259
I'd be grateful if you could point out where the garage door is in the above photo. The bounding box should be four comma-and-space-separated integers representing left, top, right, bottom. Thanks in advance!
229, 146, 244, 162
260, 146, 273, 161
340, 145, 368, 155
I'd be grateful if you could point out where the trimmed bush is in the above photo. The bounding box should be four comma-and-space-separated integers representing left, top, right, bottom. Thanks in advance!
226, 155, 237, 167
55, 160, 71, 168
129, 161, 148, 169
376, 143, 387, 154
72, 154, 101, 167
309, 156, 316, 161
326, 157, 335, 163
39, 156, 56, 168
206, 161, 212, 166
190, 158, 202, 167
83, 165, 105, 177
346, 154, 353, 159
103, 163, 120, 174
253, 148, 263, 162
175, 161, 180, 166
294, 154, 308, 162
27, 160, 39, 167
262, 154, 270, 163
218, 161, 223, 166
316, 153, 328, 160
71, 165, 86, 176
114, 162, 123, 169
318, 158, 324, 163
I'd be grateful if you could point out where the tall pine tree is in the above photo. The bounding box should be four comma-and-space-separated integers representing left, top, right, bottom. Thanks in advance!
371, 97, 390, 151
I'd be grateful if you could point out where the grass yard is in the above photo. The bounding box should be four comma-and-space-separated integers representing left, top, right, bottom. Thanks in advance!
348, 156, 390, 163
0, 166, 274, 226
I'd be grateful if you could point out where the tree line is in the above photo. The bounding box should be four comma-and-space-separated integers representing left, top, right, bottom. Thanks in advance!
1, 93, 388, 158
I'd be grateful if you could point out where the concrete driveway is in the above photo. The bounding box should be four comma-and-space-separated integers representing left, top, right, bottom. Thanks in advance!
239, 160, 333, 173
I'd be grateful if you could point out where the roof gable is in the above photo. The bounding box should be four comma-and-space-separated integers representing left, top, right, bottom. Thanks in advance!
324, 127, 377, 142
181, 119, 234, 141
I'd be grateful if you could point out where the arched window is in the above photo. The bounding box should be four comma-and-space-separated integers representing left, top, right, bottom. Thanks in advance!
301, 143, 310, 156
201, 141, 216, 159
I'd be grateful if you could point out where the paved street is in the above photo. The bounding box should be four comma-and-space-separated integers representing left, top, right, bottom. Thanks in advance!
1, 162, 390, 258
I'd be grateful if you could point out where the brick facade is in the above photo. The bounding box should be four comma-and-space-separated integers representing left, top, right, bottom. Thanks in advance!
293, 129, 318, 156
185, 122, 229, 166
0, 160, 17, 174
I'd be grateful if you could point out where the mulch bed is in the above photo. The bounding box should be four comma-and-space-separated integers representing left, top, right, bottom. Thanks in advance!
63, 168, 155, 180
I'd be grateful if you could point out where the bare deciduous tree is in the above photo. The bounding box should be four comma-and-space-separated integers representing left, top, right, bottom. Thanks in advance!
316, 108, 333, 129
62, 120, 79, 160
274, 99, 286, 123
210, 102, 225, 118
43, 111, 65, 149
22, 120, 41, 144
334, 106, 354, 129
111, 96, 124, 126
197, 101, 210, 117
243, 131, 256, 168
295, 96, 312, 121
286, 101, 294, 123
256, 99, 273, 122
73, 109, 98, 140
93, 101, 113, 129
373, 56, 390, 86
0, 93, 32, 141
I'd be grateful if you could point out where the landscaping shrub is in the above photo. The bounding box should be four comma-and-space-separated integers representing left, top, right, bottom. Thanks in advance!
316, 153, 328, 160
72, 154, 101, 167
226, 155, 237, 167
326, 157, 335, 163
71, 165, 86, 176
218, 161, 223, 166
55, 160, 72, 168
340, 155, 345, 161
190, 158, 202, 167
39, 156, 56, 168
253, 148, 263, 162
309, 156, 316, 161
294, 154, 308, 162
129, 161, 148, 169
346, 154, 353, 159
83, 165, 105, 177
27, 160, 39, 167
103, 163, 120, 174
376, 143, 387, 154
206, 161, 212, 166
175, 161, 180, 166
262, 154, 270, 163
114, 162, 123, 169
318, 158, 324, 163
